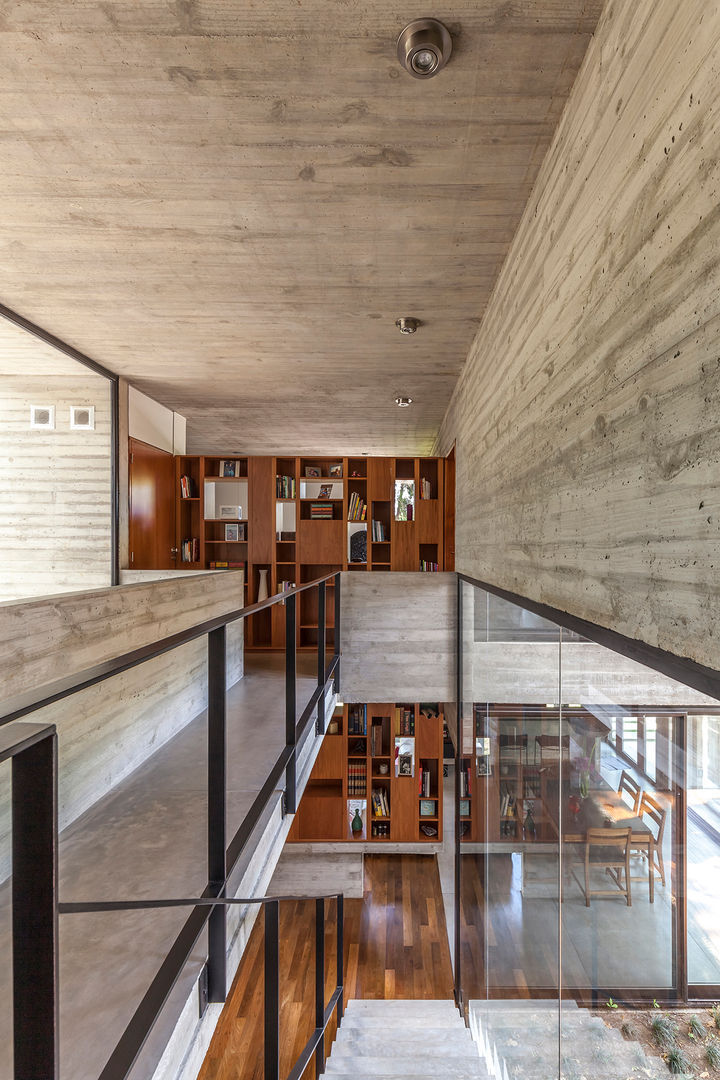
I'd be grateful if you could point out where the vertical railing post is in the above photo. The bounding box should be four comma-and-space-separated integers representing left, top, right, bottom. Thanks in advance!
336, 892, 344, 1023
315, 897, 326, 1076
333, 572, 341, 690
264, 900, 280, 1080
317, 581, 326, 735
12, 730, 59, 1080
285, 592, 297, 814
207, 625, 227, 1002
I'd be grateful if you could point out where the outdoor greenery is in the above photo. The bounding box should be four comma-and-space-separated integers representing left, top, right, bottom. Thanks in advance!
666, 1046, 692, 1075
651, 1014, 679, 1048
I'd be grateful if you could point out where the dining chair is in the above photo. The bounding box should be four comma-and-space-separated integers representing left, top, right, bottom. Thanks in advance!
574, 827, 633, 907
632, 791, 667, 887
618, 769, 642, 813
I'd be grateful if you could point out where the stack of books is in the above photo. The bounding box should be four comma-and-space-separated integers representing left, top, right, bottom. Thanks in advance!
459, 762, 471, 797
347, 492, 367, 521
420, 559, 439, 572
275, 474, 296, 498
181, 537, 199, 562
419, 478, 433, 499
371, 521, 387, 541
394, 706, 415, 736
310, 503, 333, 519
349, 705, 367, 735
179, 475, 195, 498
418, 767, 432, 797
209, 560, 245, 570
371, 787, 390, 817
348, 760, 367, 796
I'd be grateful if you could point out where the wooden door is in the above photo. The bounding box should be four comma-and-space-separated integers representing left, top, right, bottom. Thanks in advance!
128, 437, 176, 569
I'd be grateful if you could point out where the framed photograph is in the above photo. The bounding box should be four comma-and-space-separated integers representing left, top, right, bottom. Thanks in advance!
329, 463, 343, 478
476, 756, 492, 777
305, 466, 321, 478
398, 754, 413, 777
70, 406, 95, 430
420, 799, 436, 818
224, 523, 239, 541
219, 460, 238, 477
219, 505, 241, 519
318, 484, 333, 499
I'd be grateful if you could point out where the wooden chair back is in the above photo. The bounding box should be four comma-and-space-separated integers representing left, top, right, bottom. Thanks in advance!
586, 826, 631, 856
618, 769, 642, 813
640, 791, 666, 843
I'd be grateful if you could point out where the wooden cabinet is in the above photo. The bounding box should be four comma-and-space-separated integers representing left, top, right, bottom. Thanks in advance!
288, 702, 444, 845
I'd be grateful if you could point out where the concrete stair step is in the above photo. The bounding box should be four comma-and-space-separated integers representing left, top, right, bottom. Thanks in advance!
325, 1060, 489, 1079
344, 998, 459, 1014
340, 1015, 468, 1031
331, 1035, 479, 1058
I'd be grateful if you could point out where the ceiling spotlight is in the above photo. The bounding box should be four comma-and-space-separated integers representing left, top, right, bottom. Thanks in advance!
397, 19, 453, 80
395, 396, 413, 407
395, 316, 421, 334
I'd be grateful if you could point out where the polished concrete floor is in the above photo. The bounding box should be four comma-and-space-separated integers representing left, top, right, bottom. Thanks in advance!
1, 651, 318, 1080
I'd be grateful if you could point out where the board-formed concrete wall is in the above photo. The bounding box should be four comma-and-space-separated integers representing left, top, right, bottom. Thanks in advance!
436, 0, 720, 674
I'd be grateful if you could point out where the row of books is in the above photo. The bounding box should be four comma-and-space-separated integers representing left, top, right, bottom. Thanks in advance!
394, 706, 415, 736
348, 761, 367, 796
209, 560, 246, 570
420, 560, 439, 572
179, 474, 196, 498
419, 478, 433, 499
418, 766, 433, 797
370, 720, 388, 756
371, 787, 390, 817
310, 502, 334, 519
347, 492, 367, 521
349, 704, 367, 735
276, 474, 296, 498
459, 763, 472, 797
181, 537, 199, 562
371, 521, 387, 541
500, 787, 517, 818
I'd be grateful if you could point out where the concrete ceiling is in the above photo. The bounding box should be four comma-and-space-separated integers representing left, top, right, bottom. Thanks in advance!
0, 1, 603, 455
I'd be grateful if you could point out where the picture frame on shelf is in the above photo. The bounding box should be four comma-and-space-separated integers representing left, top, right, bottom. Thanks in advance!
318, 484, 333, 499
459, 798, 471, 817
329, 463, 343, 478
476, 756, 492, 777
219, 460, 239, 477
305, 466, 321, 478
224, 523, 239, 541
419, 799, 436, 817
398, 754, 413, 777
219, 505, 242, 519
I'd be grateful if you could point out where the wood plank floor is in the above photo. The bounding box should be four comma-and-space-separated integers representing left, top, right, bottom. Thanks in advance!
198, 854, 454, 1080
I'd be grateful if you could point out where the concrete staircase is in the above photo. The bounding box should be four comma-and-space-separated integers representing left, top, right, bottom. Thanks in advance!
324, 999, 491, 1079
469, 999, 668, 1080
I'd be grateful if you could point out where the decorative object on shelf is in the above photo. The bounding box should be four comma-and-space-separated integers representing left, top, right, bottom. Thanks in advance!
219, 460, 241, 477
351, 808, 363, 835
398, 754, 413, 776
420, 703, 439, 718
224, 523, 239, 541
420, 823, 438, 837
305, 466, 321, 478
459, 798, 470, 817
318, 484, 333, 499
329, 463, 343, 478
219, 505, 242, 519
524, 802, 536, 838
378, 762, 389, 775
70, 405, 95, 430
328, 720, 339, 735
257, 568, 269, 602
420, 799, 436, 817
477, 755, 492, 777
350, 529, 367, 563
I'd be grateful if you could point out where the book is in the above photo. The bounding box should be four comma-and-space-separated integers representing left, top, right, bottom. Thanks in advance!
275, 474, 296, 498
347, 491, 367, 522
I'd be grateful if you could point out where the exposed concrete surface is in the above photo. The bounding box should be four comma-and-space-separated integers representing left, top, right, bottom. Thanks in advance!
436, 0, 720, 674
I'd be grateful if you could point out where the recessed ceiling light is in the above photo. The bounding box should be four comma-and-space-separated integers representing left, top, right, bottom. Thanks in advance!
395, 396, 413, 407
397, 19, 453, 80
395, 317, 420, 334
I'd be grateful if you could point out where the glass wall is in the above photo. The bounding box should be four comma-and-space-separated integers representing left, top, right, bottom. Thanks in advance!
457, 580, 720, 1080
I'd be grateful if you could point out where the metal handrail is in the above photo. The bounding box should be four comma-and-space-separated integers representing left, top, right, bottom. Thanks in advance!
60, 893, 345, 1080
5, 569, 343, 1080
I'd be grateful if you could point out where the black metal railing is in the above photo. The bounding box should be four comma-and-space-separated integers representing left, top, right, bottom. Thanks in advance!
0, 571, 343, 1080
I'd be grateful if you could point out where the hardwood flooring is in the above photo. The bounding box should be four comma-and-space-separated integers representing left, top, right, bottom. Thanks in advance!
198, 854, 454, 1080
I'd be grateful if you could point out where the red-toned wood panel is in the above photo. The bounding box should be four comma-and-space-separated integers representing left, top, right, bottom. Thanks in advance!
249, 456, 275, 564
297, 519, 344, 563
129, 437, 175, 569
367, 456, 393, 501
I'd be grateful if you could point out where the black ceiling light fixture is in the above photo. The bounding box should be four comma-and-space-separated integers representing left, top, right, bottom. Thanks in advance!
395, 316, 421, 334
397, 19, 453, 79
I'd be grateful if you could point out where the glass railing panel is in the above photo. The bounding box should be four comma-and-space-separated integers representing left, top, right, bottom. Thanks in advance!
687, 713, 720, 988
460, 582, 562, 1080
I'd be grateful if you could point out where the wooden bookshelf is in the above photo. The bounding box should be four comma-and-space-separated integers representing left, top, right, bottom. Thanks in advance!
172, 454, 448, 648
288, 702, 444, 844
